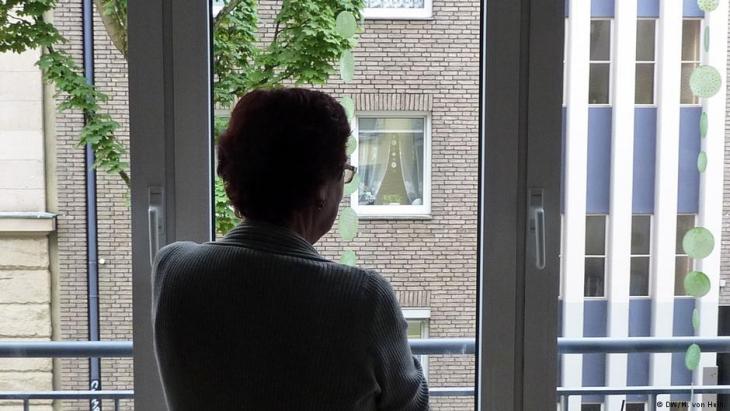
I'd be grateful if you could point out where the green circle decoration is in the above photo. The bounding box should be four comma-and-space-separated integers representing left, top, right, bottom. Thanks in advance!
340, 50, 355, 83
685, 343, 701, 371
697, 0, 719, 11
344, 173, 359, 196
682, 227, 715, 259
346, 135, 358, 156
338, 207, 359, 241
690, 65, 722, 98
698, 151, 708, 173
340, 96, 355, 120
692, 308, 700, 331
684, 271, 711, 298
336, 11, 357, 38
700, 112, 708, 138
340, 249, 357, 266
704, 26, 710, 52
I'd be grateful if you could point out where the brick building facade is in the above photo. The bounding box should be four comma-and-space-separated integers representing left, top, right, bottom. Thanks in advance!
47, 0, 480, 410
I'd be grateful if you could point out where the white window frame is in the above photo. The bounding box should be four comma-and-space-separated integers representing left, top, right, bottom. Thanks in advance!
351, 111, 432, 219
629, 214, 652, 298
363, 0, 433, 20
584, 214, 607, 299
402, 308, 430, 380
680, 18, 704, 107
635, 18, 658, 106
588, 18, 614, 106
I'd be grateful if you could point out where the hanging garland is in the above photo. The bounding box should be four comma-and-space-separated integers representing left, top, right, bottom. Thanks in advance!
335, 10, 364, 266
683, 0, 722, 372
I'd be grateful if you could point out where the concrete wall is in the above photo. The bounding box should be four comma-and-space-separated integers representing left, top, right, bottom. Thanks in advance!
0, 48, 54, 411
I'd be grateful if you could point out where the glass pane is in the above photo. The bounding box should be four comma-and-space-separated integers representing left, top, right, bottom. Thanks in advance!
635, 63, 655, 104
585, 215, 606, 255
582, 404, 602, 411
358, 120, 425, 206
626, 404, 646, 411
589, 63, 610, 104
680, 62, 700, 104
359, 117, 425, 132
365, 0, 426, 8
630, 256, 650, 296
584, 257, 606, 297
631, 215, 651, 254
676, 214, 695, 253
407, 319, 424, 339
636, 19, 656, 61
590, 20, 611, 61
682, 19, 701, 61
675, 256, 693, 296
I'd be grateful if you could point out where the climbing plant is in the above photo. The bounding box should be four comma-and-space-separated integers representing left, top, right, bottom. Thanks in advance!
682, 0, 722, 373
0, 0, 365, 234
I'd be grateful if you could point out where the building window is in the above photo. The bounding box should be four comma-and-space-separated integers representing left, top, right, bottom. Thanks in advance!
626, 403, 646, 411
585, 215, 606, 297
675, 214, 696, 296
630, 215, 651, 296
403, 308, 430, 379
589, 19, 612, 105
581, 404, 602, 411
635, 19, 656, 104
681, 19, 702, 104
352, 114, 431, 218
363, 0, 432, 19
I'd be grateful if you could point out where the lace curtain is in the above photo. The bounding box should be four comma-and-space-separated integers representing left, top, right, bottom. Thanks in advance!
365, 0, 425, 8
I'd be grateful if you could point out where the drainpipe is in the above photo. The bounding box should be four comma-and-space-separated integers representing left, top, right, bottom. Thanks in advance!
82, 0, 102, 409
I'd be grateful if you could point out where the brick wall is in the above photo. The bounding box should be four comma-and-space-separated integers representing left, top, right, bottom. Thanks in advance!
52, 1, 480, 410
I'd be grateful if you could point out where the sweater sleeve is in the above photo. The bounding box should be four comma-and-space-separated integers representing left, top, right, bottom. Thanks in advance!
365, 271, 430, 411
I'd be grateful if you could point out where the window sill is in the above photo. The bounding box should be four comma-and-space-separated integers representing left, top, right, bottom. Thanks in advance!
356, 213, 433, 221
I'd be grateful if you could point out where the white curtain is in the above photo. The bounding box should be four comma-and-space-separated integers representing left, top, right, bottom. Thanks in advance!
359, 133, 391, 205
365, 0, 425, 8
398, 133, 423, 205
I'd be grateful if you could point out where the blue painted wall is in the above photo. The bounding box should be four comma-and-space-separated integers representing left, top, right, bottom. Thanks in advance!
627, 299, 651, 402
671, 298, 695, 400
633, 108, 657, 214
678, 108, 701, 214
587, 108, 612, 214
583, 300, 607, 401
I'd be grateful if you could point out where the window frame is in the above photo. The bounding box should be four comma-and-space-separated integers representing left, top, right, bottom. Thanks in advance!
635, 18, 658, 106
584, 214, 608, 299
629, 214, 652, 298
403, 308, 430, 380
350, 111, 432, 219
588, 18, 614, 106
363, 0, 433, 20
674, 214, 697, 297
680, 18, 704, 107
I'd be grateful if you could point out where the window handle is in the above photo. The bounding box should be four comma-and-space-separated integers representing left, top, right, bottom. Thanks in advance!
533, 206, 546, 270
529, 189, 546, 270
148, 187, 165, 267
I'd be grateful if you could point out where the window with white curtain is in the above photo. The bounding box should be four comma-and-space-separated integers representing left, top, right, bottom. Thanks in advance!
363, 0, 432, 19
352, 114, 431, 217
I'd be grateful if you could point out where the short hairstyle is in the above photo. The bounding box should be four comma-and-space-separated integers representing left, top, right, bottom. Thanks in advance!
217, 88, 351, 224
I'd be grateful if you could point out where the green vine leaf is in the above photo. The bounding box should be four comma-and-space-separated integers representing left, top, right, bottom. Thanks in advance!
344, 173, 359, 195
700, 112, 708, 138
338, 206, 359, 241
684, 271, 711, 298
346, 135, 358, 156
335, 11, 357, 38
340, 95, 355, 120
340, 249, 357, 266
692, 308, 701, 331
698, 151, 707, 173
683, 227, 715, 259
340, 50, 355, 83
685, 343, 701, 370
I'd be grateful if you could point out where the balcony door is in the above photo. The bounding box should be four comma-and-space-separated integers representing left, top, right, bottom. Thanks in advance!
127, 0, 564, 410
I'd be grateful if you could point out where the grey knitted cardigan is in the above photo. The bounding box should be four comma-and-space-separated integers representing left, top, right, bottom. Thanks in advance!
152, 219, 429, 410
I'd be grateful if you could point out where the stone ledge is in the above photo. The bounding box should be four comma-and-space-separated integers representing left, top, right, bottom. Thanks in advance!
0, 213, 56, 234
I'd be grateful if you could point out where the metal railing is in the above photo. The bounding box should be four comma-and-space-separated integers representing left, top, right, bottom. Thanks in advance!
3, 337, 730, 406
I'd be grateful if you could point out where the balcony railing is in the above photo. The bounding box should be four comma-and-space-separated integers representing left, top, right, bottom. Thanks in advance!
2, 337, 730, 408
